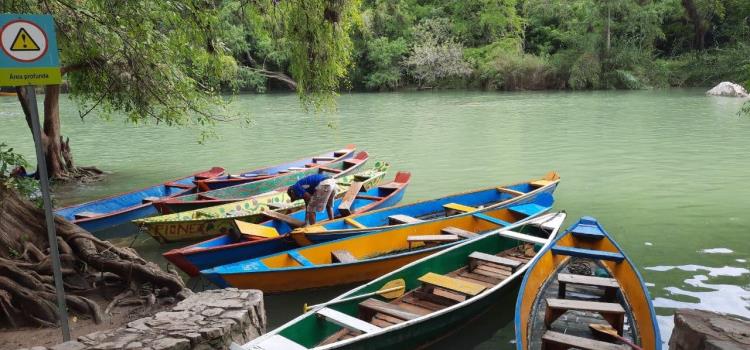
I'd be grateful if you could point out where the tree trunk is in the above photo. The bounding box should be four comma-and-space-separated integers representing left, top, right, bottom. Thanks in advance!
0, 184, 188, 328
15, 85, 102, 182
681, 0, 707, 50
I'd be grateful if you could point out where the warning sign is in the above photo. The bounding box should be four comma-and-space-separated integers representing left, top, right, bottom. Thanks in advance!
0, 14, 60, 86
10, 28, 42, 51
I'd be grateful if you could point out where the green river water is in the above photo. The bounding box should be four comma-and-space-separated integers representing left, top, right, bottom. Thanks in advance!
1, 89, 748, 348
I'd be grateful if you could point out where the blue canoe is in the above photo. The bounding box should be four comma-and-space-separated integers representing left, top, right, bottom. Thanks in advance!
166, 172, 559, 276
194, 145, 357, 191
163, 172, 412, 276
54, 167, 225, 233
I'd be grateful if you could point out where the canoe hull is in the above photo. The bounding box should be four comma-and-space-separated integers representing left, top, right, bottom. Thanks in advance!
164, 173, 406, 275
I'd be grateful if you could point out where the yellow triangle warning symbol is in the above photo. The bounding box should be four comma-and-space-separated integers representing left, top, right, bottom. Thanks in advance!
10, 28, 40, 51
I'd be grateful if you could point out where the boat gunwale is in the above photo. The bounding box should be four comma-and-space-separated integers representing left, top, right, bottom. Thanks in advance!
242, 212, 567, 350
55, 167, 225, 224
194, 145, 356, 189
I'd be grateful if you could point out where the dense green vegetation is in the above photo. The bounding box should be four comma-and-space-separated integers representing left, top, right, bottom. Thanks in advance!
231, 0, 750, 92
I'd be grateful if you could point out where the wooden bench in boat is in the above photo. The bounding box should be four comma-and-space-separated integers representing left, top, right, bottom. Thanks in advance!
544, 298, 625, 334
542, 330, 628, 350
235, 221, 280, 238
287, 167, 306, 171
316, 307, 381, 334
355, 194, 384, 201
418, 272, 486, 298
443, 202, 477, 216
359, 298, 421, 322
331, 249, 358, 263
441, 226, 477, 239
317, 166, 343, 174
557, 273, 620, 301
74, 211, 99, 219
344, 217, 367, 229
551, 245, 625, 263
288, 251, 315, 267
312, 156, 336, 163
377, 182, 402, 191
338, 182, 364, 216
343, 159, 362, 168
262, 210, 305, 228
530, 179, 555, 188
388, 214, 424, 225
247, 334, 307, 350
407, 235, 459, 248
142, 196, 161, 204
468, 251, 521, 272
496, 187, 525, 197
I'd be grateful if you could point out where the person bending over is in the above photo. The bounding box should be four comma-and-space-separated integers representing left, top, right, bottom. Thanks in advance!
286, 173, 336, 226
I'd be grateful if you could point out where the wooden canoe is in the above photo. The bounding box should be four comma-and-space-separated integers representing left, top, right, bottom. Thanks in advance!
200, 192, 556, 292
515, 216, 661, 350
194, 145, 357, 191
134, 161, 390, 242
163, 171, 410, 276
154, 152, 370, 214
231, 212, 567, 350
294, 171, 560, 244
53, 167, 225, 234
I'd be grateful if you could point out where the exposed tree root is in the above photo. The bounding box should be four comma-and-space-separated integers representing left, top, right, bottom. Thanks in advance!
0, 184, 187, 328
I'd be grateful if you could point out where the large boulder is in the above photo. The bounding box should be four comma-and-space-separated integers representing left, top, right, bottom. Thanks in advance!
706, 82, 749, 97
668, 309, 750, 350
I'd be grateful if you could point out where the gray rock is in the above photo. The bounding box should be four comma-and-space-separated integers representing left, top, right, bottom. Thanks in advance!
669, 308, 750, 350
50, 342, 86, 350
152, 337, 190, 350
706, 82, 749, 97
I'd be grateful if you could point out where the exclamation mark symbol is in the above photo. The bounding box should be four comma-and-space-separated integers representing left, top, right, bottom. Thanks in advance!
21, 32, 27, 48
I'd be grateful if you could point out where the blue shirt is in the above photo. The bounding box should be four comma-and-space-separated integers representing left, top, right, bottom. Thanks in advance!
290, 174, 330, 198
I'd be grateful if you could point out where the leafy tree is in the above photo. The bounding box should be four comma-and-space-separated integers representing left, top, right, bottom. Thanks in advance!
403, 18, 472, 87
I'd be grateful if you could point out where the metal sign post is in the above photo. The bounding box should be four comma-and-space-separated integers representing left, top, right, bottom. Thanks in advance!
1, 14, 69, 341
23, 85, 71, 341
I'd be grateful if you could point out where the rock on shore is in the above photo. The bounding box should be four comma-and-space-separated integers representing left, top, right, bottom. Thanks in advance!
20, 288, 265, 350
706, 82, 749, 97
668, 309, 750, 350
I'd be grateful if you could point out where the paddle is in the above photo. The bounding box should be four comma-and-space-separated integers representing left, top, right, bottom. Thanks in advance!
588, 323, 643, 350
303, 279, 406, 313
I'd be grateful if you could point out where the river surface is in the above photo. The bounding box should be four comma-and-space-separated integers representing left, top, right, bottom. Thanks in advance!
1, 89, 749, 348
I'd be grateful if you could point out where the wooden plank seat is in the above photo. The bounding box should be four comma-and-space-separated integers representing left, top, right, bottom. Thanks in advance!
338, 182, 364, 216
234, 221, 280, 238
288, 251, 315, 267
344, 217, 367, 229
441, 226, 477, 239
443, 202, 477, 216
544, 298, 625, 335
496, 187, 525, 197
388, 214, 424, 225
418, 272, 486, 298
316, 307, 381, 334
472, 213, 512, 227
551, 245, 625, 263
557, 273, 620, 301
407, 235, 459, 249
262, 210, 305, 228
248, 334, 307, 350
469, 251, 522, 272
530, 179, 555, 188
355, 194, 384, 201
142, 196, 161, 204
312, 156, 336, 163
343, 159, 362, 167
318, 166, 342, 174
507, 203, 547, 217
359, 298, 421, 322
542, 330, 627, 350
331, 249, 358, 263
74, 211, 99, 219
